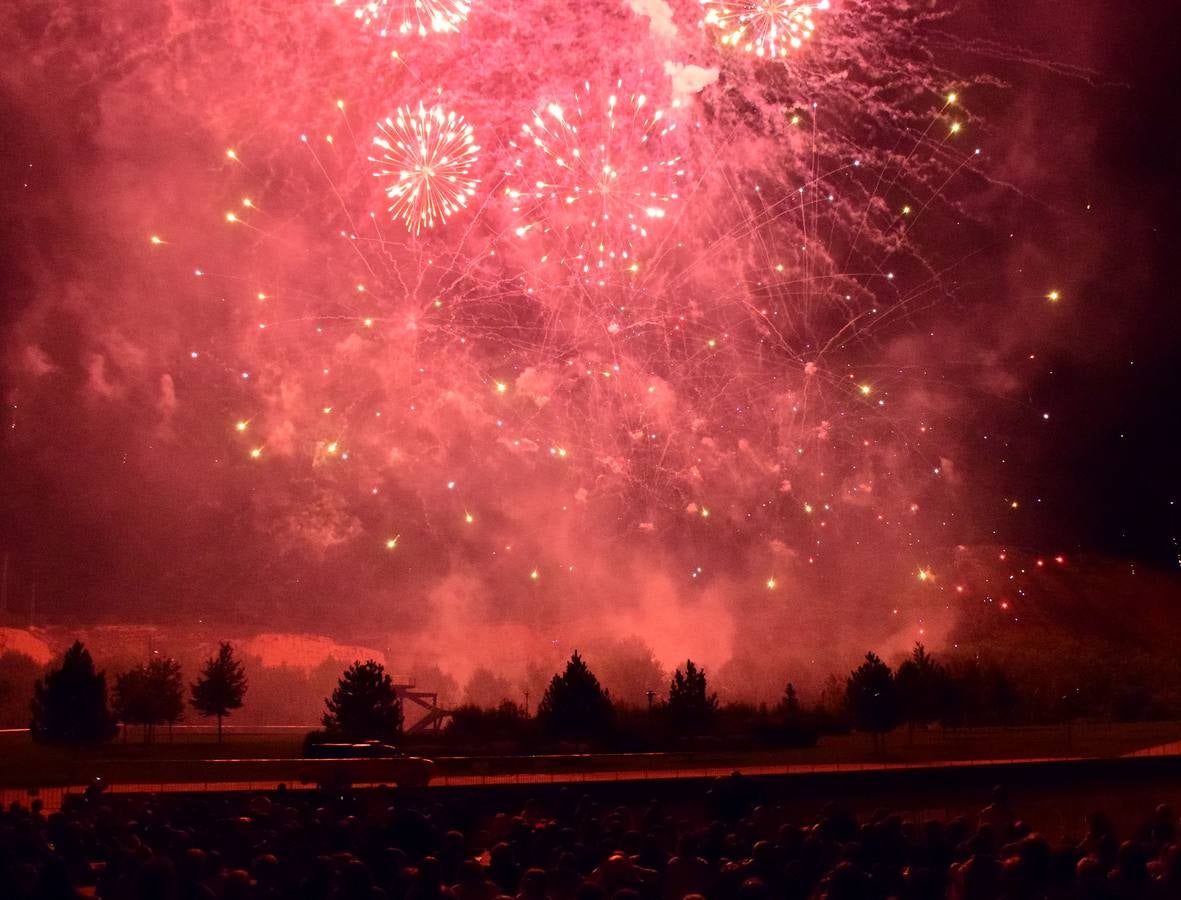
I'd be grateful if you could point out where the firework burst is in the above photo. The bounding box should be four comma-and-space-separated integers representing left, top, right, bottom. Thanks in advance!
700, 0, 829, 58
506, 81, 686, 284
371, 102, 481, 235
334, 0, 472, 38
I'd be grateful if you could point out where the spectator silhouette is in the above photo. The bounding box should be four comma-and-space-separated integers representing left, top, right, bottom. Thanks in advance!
2, 781, 1180, 900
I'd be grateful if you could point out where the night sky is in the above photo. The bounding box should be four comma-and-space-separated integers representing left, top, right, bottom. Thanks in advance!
1, 0, 1178, 683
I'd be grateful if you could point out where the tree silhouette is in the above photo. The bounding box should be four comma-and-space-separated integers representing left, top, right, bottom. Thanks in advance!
948, 659, 1019, 725
666, 659, 719, 734
30, 641, 117, 745
895, 643, 954, 732
322, 660, 403, 741
778, 682, 802, 718
191, 642, 248, 743
114, 658, 185, 743
582, 638, 667, 704
983, 662, 1019, 724
446, 699, 528, 743
846, 651, 900, 751
536, 651, 613, 740
462, 666, 515, 709
818, 673, 848, 724
113, 666, 149, 741
157, 658, 186, 739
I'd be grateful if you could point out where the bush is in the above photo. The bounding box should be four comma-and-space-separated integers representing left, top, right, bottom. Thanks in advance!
444, 700, 531, 746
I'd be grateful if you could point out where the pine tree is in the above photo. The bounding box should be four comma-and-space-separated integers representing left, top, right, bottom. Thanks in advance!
191, 642, 248, 743
779, 682, 801, 718
895, 643, 953, 730
536, 651, 614, 740
323, 660, 403, 741
30, 641, 117, 744
846, 651, 900, 752
666, 660, 719, 734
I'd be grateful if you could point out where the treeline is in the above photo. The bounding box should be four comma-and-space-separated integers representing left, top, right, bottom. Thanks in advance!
7, 637, 1173, 750
437, 645, 1020, 753
308, 645, 1031, 754
26, 641, 247, 745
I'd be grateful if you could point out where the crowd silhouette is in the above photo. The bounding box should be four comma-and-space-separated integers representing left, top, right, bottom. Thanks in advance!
2, 777, 1179, 899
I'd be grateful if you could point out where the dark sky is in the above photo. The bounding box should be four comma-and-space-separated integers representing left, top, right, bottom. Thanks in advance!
991, 0, 1181, 568
1040, 2, 1181, 567
895, 0, 1181, 569
0, 0, 1178, 668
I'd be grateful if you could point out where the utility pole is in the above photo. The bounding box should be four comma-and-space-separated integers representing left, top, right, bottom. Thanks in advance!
523, 689, 530, 718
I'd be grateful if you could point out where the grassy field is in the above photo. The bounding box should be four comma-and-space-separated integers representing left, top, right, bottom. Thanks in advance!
2, 720, 1179, 788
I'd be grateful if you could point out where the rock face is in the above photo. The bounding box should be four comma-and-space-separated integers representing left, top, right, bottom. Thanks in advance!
240, 633, 387, 670
0, 629, 53, 665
